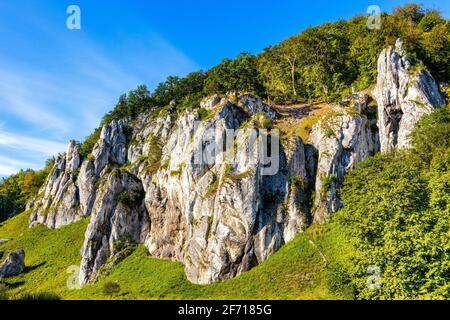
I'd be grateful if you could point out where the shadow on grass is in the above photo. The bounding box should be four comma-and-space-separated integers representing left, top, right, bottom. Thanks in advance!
3, 281, 25, 289
23, 261, 46, 274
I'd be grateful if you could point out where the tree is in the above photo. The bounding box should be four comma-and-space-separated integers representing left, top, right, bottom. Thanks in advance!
421, 22, 450, 83
205, 53, 263, 97
393, 3, 425, 23
0, 158, 54, 222
419, 11, 444, 32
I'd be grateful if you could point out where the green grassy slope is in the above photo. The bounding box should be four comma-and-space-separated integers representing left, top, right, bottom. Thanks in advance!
0, 211, 352, 300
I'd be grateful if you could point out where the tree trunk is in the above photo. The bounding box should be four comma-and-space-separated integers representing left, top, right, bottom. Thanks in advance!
286, 55, 297, 97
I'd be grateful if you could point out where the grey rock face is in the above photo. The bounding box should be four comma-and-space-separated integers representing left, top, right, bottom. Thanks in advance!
79, 169, 149, 285
238, 94, 278, 119
375, 39, 444, 152
77, 95, 311, 284
29, 140, 83, 229
29, 120, 128, 229
310, 98, 378, 223
200, 94, 222, 109
0, 250, 25, 279
92, 120, 127, 175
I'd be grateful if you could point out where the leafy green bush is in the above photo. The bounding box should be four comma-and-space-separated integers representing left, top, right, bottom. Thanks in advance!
290, 176, 305, 191
79, 127, 101, 159
321, 175, 338, 197
13, 292, 61, 300
336, 106, 450, 299
103, 282, 121, 296
325, 263, 354, 298
0, 283, 8, 300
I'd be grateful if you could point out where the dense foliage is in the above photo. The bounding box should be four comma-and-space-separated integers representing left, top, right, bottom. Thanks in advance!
259, 4, 449, 103
204, 53, 264, 97
102, 72, 207, 125
0, 159, 54, 222
337, 105, 450, 299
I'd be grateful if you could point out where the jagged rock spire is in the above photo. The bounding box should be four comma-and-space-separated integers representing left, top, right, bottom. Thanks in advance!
375, 38, 444, 152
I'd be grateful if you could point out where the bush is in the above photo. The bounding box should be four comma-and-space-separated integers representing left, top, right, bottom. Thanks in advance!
336, 106, 450, 299
0, 283, 8, 300
13, 292, 61, 300
321, 175, 338, 196
79, 127, 101, 159
0, 158, 54, 222
325, 263, 354, 297
103, 281, 121, 296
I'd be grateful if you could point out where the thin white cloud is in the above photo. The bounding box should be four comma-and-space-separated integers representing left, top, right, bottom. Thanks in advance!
0, 4, 200, 177
0, 130, 67, 158
0, 66, 74, 133
0, 155, 36, 176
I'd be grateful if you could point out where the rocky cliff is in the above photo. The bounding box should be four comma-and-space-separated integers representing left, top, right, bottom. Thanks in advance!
27, 39, 444, 285
375, 39, 444, 152
310, 94, 378, 223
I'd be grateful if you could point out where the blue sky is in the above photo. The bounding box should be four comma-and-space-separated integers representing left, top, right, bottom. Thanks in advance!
0, 0, 448, 177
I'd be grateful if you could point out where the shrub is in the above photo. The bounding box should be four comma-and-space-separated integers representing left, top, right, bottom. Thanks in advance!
290, 176, 305, 191
336, 107, 450, 299
79, 127, 101, 159
321, 175, 338, 196
13, 292, 61, 300
0, 283, 8, 300
203, 175, 220, 199
103, 281, 121, 296
325, 263, 354, 297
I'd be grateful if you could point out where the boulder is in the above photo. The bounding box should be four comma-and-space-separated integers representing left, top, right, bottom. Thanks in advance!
0, 250, 25, 279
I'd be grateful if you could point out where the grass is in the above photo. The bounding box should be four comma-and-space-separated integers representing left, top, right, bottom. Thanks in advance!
321, 175, 338, 197
197, 106, 219, 122
0, 211, 89, 299
170, 162, 186, 177
0, 210, 354, 300
275, 103, 334, 143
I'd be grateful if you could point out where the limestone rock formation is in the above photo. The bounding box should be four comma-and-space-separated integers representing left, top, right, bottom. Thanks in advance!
79, 170, 149, 285
375, 39, 444, 152
29, 120, 128, 229
0, 250, 25, 279
75, 95, 311, 284
29, 140, 82, 229
310, 95, 378, 223
238, 94, 278, 119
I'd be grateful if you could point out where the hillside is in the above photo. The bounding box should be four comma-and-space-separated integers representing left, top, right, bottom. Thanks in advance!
0, 210, 352, 300
0, 3, 449, 300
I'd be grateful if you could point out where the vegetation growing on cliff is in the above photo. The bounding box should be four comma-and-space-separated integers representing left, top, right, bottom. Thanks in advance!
81, 3, 450, 133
